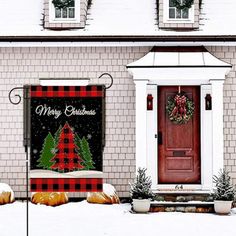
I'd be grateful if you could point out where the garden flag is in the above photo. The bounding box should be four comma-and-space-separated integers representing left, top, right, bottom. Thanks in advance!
29, 85, 105, 192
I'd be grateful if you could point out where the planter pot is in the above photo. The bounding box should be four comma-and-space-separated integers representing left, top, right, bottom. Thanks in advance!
214, 200, 233, 215
132, 199, 151, 213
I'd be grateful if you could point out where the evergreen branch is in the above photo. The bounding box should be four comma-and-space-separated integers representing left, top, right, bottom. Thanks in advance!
52, 0, 74, 9
172, 0, 194, 10
130, 168, 154, 199
213, 169, 235, 201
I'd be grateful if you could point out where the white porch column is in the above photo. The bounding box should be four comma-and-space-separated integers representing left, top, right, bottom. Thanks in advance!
201, 85, 213, 190
134, 79, 149, 171
211, 80, 224, 177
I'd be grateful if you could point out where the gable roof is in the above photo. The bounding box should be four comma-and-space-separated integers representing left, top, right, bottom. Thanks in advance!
0, 0, 236, 39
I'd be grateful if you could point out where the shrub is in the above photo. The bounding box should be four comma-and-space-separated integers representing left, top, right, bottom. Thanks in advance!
213, 169, 235, 201
130, 168, 154, 200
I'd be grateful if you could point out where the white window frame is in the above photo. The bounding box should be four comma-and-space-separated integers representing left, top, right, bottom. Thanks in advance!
49, 0, 80, 23
163, 0, 194, 24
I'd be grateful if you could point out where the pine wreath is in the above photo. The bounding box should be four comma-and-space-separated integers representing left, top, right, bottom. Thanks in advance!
166, 93, 194, 124
171, 0, 194, 10
52, 0, 74, 9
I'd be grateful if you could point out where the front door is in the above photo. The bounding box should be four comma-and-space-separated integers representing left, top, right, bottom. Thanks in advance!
158, 86, 201, 184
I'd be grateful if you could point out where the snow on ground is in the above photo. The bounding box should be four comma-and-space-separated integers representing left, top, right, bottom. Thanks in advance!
0, 201, 236, 236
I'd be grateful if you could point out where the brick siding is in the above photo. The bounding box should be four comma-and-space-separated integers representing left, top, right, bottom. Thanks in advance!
206, 46, 236, 185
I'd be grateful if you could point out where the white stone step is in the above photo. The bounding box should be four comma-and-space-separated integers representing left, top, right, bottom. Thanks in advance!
153, 190, 211, 195
151, 201, 214, 206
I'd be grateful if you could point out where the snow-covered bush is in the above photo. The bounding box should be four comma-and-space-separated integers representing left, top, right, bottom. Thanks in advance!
213, 169, 235, 201
130, 168, 154, 200
0, 183, 15, 204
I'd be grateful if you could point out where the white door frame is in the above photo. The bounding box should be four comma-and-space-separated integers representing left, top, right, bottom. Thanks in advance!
130, 67, 230, 191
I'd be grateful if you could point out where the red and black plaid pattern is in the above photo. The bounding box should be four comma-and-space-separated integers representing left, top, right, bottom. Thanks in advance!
51, 123, 83, 172
30, 178, 103, 192
30, 85, 104, 98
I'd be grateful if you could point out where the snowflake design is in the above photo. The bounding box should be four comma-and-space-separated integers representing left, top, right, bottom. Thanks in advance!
87, 134, 92, 140
51, 148, 58, 154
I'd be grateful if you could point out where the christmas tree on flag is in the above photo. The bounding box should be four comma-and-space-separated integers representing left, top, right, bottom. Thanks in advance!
37, 132, 55, 170
75, 134, 95, 170
51, 122, 84, 172
81, 137, 95, 170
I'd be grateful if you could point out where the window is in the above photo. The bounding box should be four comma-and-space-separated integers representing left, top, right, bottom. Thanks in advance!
169, 0, 189, 19
49, 0, 80, 23
45, 0, 89, 29
160, 0, 198, 29
55, 0, 75, 19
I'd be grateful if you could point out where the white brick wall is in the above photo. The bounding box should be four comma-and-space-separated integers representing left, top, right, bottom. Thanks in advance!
1, 46, 236, 198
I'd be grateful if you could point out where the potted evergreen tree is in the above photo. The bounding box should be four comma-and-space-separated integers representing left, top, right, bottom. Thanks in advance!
213, 169, 235, 214
130, 168, 154, 213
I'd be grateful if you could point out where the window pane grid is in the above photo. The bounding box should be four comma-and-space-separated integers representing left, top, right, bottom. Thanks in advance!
55, 7, 75, 19
168, 0, 190, 20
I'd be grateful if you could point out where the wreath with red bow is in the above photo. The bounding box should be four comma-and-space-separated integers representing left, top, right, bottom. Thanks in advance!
166, 93, 194, 124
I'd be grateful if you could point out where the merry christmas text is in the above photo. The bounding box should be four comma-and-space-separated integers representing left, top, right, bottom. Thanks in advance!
35, 104, 96, 119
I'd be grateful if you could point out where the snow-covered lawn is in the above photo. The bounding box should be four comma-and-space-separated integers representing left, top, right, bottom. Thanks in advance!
0, 201, 236, 236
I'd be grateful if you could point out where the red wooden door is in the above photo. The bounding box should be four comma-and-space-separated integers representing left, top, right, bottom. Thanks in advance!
158, 86, 201, 184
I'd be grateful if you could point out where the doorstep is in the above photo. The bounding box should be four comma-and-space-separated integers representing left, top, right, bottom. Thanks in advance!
150, 201, 214, 213
153, 190, 213, 202
151, 201, 214, 206
153, 190, 211, 195
150, 190, 214, 213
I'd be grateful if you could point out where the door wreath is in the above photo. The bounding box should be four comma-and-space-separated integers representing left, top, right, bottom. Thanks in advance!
166, 92, 194, 124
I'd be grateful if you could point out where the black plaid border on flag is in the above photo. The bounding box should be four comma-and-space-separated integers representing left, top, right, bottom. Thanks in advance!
30, 85, 105, 98
30, 178, 103, 192
29, 85, 105, 193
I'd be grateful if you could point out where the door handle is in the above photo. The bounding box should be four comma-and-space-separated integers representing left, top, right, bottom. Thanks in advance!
158, 131, 162, 145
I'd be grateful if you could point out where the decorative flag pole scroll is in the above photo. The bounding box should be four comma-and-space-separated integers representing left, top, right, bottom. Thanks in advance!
8, 86, 30, 236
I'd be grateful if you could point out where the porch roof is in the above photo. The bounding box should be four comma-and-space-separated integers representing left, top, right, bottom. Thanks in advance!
126, 47, 232, 69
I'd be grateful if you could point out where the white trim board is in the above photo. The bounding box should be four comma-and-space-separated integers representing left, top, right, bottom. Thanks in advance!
2, 41, 236, 47
40, 78, 90, 86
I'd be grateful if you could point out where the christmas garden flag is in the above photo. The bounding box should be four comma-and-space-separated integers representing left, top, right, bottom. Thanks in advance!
29, 85, 104, 192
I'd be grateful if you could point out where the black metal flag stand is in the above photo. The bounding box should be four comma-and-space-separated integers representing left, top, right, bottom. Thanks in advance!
7, 73, 113, 236
8, 86, 30, 236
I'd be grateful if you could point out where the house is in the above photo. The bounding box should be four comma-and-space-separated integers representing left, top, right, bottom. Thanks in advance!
0, 0, 236, 200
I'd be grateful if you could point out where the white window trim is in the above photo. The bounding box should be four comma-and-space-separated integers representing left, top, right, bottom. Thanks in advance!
49, 0, 80, 23
163, 0, 194, 24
